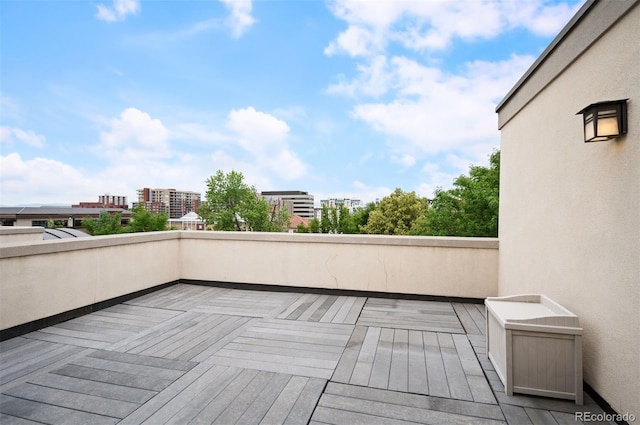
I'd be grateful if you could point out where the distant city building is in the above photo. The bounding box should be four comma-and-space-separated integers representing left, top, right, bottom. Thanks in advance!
260, 191, 315, 220
0, 207, 131, 228
288, 215, 310, 233
73, 194, 128, 209
167, 212, 205, 231
320, 198, 363, 213
134, 188, 201, 219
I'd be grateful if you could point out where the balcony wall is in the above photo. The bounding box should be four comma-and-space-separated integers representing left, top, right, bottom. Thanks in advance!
0, 231, 498, 332
0, 232, 181, 331
0, 226, 44, 244
180, 232, 498, 298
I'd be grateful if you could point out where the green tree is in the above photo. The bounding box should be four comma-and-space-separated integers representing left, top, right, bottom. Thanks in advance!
199, 170, 289, 232
351, 202, 377, 233
127, 206, 169, 232
414, 150, 500, 237
320, 205, 331, 233
308, 218, 320, 233
363, 189, 428, 235
82, 211, 124, 236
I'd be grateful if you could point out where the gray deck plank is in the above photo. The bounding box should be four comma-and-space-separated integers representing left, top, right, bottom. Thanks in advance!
53, 320, 138, 338
0, 394, 119, 425
176, 368, 258, 425
349, 326, 381, 386
423, 331, 450, 398
388, 329, 408, 392
231, 336, 345, 354
343, 297, 367, 325
0, 412, 42, 425
319, 296, 346, 323
208, 354, 335, 379
213, 347, 338, 369
138, 314, 229, 358
331, 325, 367, 383
1, 344, 87, 387
438, 332, 473, 401
27, 373, 157, 404
298, 294, 330, 321
4, 382, 139, 418
124, 364, 239, 425
70, 356, 186, 381
284, 377, 326, 425
525, 407, 560, 425
277, 293, 314, 320
313, 406, 424, 425
317, 391, 506, 425
551, 410, 585, 425
52, 364, 174, 392
1, 340, 58, 370
369, 327, 394, 389
224, 341, 340, 360
309, 296, 340, 322
20, 331, 110, 349
332, 296, 358, 324
235, 373, 292, 425
324, 382, 505, 420
260, 375, 308, 425
452, 302, 483, 335
159, 366, 245, 425
189, 317, 258, 362
408, 330, 429, 395
500, 404, 534, 425
212, 371, 275, 425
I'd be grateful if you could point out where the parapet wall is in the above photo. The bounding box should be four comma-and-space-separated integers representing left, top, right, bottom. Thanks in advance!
0, 231, 498, 331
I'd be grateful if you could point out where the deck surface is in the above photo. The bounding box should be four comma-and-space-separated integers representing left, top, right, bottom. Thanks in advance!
0, 284, 612, 424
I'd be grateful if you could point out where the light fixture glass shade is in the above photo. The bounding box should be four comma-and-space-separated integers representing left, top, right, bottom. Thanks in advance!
577, 99, 628, 143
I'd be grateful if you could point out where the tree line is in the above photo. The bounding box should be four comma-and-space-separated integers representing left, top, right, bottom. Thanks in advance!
80, 150, 499, 238
201, 150, 499, 238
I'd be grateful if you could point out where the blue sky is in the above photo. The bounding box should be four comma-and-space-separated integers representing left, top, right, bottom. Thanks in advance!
1, 0, 584, 206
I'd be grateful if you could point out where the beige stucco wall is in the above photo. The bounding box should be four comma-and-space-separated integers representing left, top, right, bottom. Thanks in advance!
0, 232, 181, 330
0, 226, 44, 244
0, 231, 498, 331
180, 232, 498, 298
498, 1, 639, 418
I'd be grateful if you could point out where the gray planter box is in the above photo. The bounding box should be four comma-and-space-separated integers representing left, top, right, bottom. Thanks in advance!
485, 294, 583, 404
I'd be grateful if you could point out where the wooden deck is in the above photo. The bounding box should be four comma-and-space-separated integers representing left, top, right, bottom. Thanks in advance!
0, 284, 612, 424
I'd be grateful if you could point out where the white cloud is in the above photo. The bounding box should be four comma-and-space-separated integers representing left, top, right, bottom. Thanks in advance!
391, 153, 416, 168
99, 108, 171, 160
325, 0, 580, 56
95, 0, 140, 23
0, 153, 97, 205
226, 106, 306, 180
335, 54, 534, 156
0, 126, 46, 148
171, 123, 230, 145
327, 55, 392, 97
220, 0, 256, 38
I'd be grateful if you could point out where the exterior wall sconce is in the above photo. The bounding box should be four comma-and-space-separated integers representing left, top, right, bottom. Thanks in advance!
577, 99, 628, 142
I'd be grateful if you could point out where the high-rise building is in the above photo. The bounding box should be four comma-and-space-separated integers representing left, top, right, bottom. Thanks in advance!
320, 198, 363, 213
260, 191, 314, 219
73, 194, 128, 209
134, 188, 201, 219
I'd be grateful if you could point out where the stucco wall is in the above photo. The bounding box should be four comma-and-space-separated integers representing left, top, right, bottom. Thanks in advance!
498, 1, 639, 418
0, 231, 498, 332
0, 232, 181, 330
0, 226, 44, 244
180, 232, 498, 298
